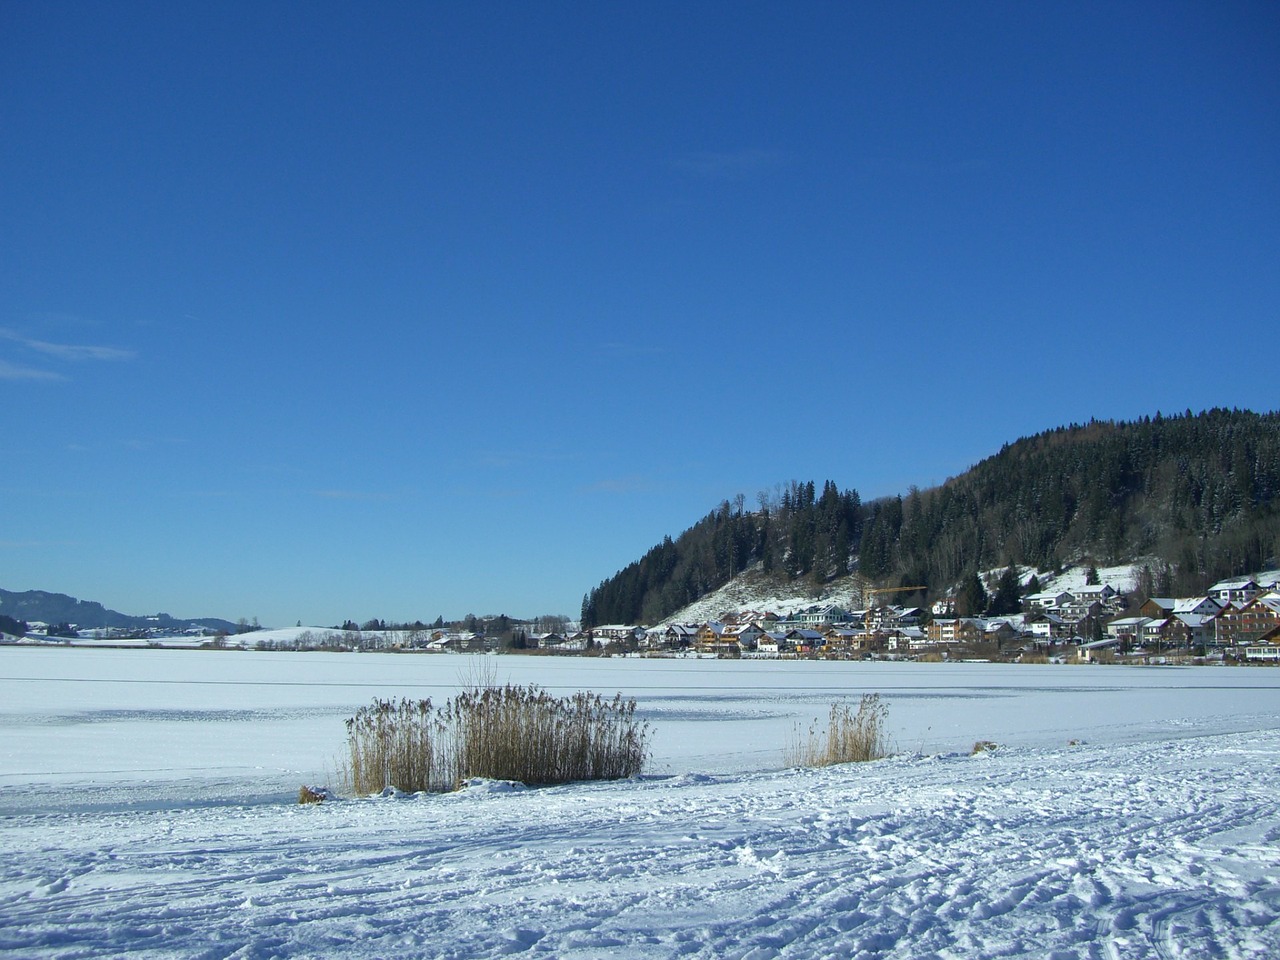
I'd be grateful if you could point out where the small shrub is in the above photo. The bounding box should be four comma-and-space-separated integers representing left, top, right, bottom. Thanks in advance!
339, 684, 650, 795
971, 740, 999, 755
786, 694, 891, 767
298, 785, 330, 804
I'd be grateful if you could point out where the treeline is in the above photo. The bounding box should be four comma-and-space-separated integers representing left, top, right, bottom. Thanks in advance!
0, 614, 29, 636
582, 409, 1280, 626
331, 614, 572, 643
582, 480, 863, 627
893, 408, 1280, 595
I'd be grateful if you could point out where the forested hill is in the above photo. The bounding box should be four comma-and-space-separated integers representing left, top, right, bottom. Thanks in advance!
581, 409, 1280, 627
0, 588, 238, 635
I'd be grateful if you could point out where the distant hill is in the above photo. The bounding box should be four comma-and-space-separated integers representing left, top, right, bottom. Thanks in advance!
582, 409, 1280, 626
0, 588, 238, 635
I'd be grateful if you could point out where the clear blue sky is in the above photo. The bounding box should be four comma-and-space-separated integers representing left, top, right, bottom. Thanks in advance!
3, 2, 1277, 627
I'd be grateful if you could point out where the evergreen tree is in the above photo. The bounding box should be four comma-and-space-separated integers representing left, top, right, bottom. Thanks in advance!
956, 572, 988, 618
987, 565, 1022, 616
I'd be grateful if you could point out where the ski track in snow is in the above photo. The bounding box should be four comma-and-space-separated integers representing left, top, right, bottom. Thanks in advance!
3, 732, 1279, 959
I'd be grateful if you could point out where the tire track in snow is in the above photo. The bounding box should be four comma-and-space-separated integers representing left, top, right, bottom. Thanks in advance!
3, 732, 1279, 959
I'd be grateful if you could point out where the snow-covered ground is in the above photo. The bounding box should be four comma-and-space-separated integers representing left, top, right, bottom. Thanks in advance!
661, 562, 1155, 625
2, 648, 1279, 958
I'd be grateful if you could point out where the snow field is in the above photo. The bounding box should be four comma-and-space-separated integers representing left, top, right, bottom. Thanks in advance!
3, 733, 1278, 959
1, 648, 1279, 958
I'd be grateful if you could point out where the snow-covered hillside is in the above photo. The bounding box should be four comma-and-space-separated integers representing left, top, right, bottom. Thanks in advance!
660, 563, 1145, 626
663, 562, 1280, 627
664, 567, 869, 625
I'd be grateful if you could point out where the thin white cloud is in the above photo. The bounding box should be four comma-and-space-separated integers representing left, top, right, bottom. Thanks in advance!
0, 359, 65, 381
0, 326, 136, 363
23, 337, 136, 362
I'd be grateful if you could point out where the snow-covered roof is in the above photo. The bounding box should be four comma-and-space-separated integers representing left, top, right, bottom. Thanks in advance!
1173, 597, 1220, 613
1210, 577, 1259, 590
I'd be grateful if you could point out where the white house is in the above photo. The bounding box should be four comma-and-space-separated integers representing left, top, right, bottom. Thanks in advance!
1105, 616, 1150, 645
1025, 591, 1072, 612
1209, 578, 1261, 605
1173, 597, 1223, 617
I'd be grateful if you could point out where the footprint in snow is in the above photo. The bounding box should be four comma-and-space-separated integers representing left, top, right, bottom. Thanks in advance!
32, 876, 69, 897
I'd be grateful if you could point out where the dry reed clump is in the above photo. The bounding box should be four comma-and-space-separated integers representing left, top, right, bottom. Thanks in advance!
340, 684, 650, 795
971, 740, 999, 755
786, 693, 891, 768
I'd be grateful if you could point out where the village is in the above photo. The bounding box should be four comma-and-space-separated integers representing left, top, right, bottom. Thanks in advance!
536, 574, 1280, 664
9, 575, 1280, 666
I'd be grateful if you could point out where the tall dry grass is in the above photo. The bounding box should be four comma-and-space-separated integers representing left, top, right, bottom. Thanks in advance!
340, 684, 650, 795
786, 693, 891, 767
343, 698, 441, 795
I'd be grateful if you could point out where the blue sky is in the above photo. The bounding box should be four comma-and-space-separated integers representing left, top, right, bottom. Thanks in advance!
3, 2, 1277, 627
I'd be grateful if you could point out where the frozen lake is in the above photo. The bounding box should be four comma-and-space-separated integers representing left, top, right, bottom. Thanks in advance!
3, 646, 1277, 807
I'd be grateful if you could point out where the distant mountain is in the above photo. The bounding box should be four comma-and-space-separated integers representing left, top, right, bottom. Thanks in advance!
582, 409, 1280, 626
0, 588, 238, 635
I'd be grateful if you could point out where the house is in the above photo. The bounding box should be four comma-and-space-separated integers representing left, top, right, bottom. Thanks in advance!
1028, 613, 1070, 643
1173, 613, 1216, 650
820, 627, 857, 653
1105, 616, 1151, 648
927, 618, 977, 645
1173, 596, 1223, 617
983, 619, 1019, 649
591, 625, 645, 644
1242, 625, 1280, 661
1214, 594, 1280, 647
1139, 598, 1179, 618
875, 606, 923, 629
784, 628, 824, 654
1057, 599, 1104, 625
543, 633, 590, 652
1073, 584, 1118, 604
792, 604, 852, 627
821, 626, 875, 655
924, 617, 1017, 650
694, 621, 727, 654
1140, 617, 1186, 651
756, 631, 790, 656
1209, 578, 1262, 606
1025, 591, 1073, 612
884, 626, 926, 652
645, 624, 697, 651
724, 622, 764, 652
